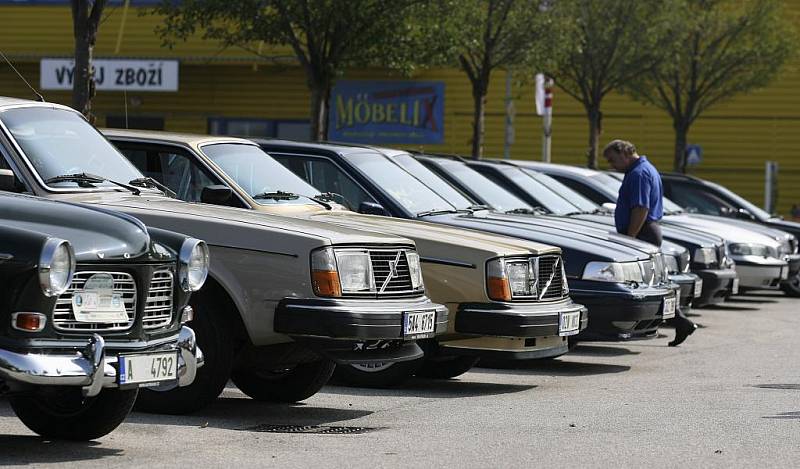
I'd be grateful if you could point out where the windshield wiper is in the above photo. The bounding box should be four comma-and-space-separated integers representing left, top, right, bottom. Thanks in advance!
129, 177, 177, 198
505, 207, 547, 215
466, 204, 491, 211
416, 208, 458, 217
45, 172, 140, 195
252, 190, 300, 201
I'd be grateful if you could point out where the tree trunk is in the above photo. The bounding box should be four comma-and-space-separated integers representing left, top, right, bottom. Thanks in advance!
587, 107, 602, 169
308, 80, 330, 142
470, 80, 488, 160
673, 121, 689, 173
71, 0, 104, 124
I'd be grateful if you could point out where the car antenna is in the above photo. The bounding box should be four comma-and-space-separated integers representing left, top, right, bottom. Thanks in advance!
0, 50, 45, 102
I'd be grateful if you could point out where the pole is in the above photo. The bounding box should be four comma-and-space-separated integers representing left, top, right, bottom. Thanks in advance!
765, 161, 778, 214
503, 70, 514, 159
542, 76, 553, 162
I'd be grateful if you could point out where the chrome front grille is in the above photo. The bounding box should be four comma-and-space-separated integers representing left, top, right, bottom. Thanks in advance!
369, 249, 417, 297
537, 255, 565, 300
53, 271, 136, 331
143, 269, 174, 329
717, 244, 727, 268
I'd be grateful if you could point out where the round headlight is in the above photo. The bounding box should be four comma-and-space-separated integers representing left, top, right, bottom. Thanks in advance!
39, 239, 75, 297
179, 239, 209, 292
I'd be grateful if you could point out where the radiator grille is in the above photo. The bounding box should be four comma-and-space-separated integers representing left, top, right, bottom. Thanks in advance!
537, 255, 565, 300
143, 269, 174, 329
53, 271, 136, 331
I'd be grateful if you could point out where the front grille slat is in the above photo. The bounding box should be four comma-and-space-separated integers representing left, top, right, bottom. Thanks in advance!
537, 255, 565, 301
53, 271, 137, 332
143, 270, 174, 330
341, 248, 421, 298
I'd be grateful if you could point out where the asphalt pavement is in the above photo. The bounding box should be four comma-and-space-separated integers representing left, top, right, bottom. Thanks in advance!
1, 291, 798, 468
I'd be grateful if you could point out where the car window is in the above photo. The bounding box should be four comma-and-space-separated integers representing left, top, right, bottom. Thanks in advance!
390, 153, 474, 210
524, 170, 599, 212
272, 154, 376, 210
118, 145, 221, 202
484, 166, 579, 215
550, 175, 611, 205
665, 181, 736, 216
434, 160, 532, 212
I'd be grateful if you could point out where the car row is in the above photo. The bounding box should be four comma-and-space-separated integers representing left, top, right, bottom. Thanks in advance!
1, 95, 797, 440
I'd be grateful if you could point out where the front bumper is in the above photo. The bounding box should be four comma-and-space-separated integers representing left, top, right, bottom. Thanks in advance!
732, 256, 789, 290
569, 280, 675, 340
0, 326, 202, 397
693, 268, 738, 307
275, 296, 449, 364
670, 273, 700, 313
780, 254, 800, 289
440, 298, 587, 360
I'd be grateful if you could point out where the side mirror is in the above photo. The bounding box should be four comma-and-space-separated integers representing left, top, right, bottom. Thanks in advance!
0, 169, 21, 192
601, 202, 617, 212
735, 208, 755, 221
200, 185, 233, 205
358, 201, 389, 216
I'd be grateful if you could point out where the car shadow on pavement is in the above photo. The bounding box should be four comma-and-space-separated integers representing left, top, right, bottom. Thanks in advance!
474, 359, 630, 377
726, 297, 779, 305
567, 344, 641, 357
322, 379, 535, 399
0, 434, 124, 465
124, 390, 373, 431
762, 411, 800, 420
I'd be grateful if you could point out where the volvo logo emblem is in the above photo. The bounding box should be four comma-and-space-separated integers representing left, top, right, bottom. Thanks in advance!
538, 257, 560, 300
380, 251, 403, 293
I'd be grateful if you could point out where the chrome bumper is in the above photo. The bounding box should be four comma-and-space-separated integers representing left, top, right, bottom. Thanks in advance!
0, 326, 203, 397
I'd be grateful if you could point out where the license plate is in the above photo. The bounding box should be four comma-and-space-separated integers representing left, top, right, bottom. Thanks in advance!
662, 297, 676, 319
559, 311, 581, 336
118, 352, 178, 386
732, 277, 740, 295
693, 278, 703, 298
403, 311, 435, 338
780, 267, 789, 280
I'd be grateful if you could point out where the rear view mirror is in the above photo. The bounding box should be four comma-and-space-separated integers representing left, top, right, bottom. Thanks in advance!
0, 169, 21, 193
358, 201, 389, 216
601, 202, 617, 212
201, 185, 233, 205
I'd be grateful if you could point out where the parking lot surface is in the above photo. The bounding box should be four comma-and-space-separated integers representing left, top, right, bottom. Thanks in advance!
1, 292, 798, 468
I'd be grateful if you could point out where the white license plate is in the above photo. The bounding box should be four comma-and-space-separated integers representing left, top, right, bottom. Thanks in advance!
662, 297, 676, 319
780, 267, 789, 280
403, 311, 435, 337
732, 277, 740, 295
693, 279, 703, 298
119, 352, 178, 386
559, 311, 581, 336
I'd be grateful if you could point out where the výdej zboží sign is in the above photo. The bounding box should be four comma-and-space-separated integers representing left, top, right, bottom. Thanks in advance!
40, 58, 179, 92
328, 80, 445, 144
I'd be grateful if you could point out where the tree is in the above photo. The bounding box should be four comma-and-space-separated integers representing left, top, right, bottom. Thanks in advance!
544, 0, 675, 168
71, 0, 107, 122
625, 0, 796, 173
154, 0, 424, 141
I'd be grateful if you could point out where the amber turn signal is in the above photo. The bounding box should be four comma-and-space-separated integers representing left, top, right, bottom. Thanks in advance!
312, 270, 342, 297
11, 312, 46, 332
487, 277, 512, 302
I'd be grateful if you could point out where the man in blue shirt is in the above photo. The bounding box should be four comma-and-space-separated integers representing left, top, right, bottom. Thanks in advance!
603, 139, 664, 245
603, 139, 696, 346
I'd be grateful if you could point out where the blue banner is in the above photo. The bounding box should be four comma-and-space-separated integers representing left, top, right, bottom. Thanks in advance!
329, 80, 445, 144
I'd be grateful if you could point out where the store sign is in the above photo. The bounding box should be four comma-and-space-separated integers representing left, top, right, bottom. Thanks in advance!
329, 80, 444, 144
40, 59, 179, 92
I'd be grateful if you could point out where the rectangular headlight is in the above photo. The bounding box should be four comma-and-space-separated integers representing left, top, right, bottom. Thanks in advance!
405, 251, 424, 290
506, 260, 535, 297
334, 250, 375, 293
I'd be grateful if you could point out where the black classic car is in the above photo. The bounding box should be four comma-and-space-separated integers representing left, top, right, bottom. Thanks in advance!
660, 172, 800, 296
0, 190, 205, 440
257, 140, 679, 343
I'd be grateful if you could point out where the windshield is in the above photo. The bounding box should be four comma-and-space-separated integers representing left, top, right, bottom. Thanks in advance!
342, 152, 456, 214
202, 143, 322, 204
390, 153, 474, 210
437, 160, 533, 212
706, 180, 772, 220
0, 107, 144, 189
497, 166, 579, 215
523, 169, 599, 212
592, 172, 684, 212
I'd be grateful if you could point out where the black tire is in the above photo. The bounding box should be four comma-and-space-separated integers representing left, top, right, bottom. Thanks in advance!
9, 388, 138, 441
135, 295, 235, 415
332, 359, 422, 388
231, 359, 335, 403
416, 356, 478, 379
781, 274, 800, 297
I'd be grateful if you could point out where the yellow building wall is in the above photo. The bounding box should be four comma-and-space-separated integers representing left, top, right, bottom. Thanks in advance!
1, 3, 799, 216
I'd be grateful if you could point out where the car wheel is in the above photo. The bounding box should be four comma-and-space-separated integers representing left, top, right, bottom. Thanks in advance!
134, 295, 234, 415
332, 359, 421, 388
781, 274, 800, 297
416, 356, 478, 379
9, 387, 138, 441
231, 359, 335, 403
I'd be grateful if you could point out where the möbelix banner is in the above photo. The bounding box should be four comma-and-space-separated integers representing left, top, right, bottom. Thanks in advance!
40, 58, 179, 92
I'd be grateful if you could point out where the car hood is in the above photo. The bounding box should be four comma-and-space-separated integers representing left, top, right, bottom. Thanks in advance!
576, 213, 721, 249
691, 214, 793, 242
52, 192, 413, 247
664, 214, 781, 248
764, 217, 800, 238
0, 192, 150, 262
